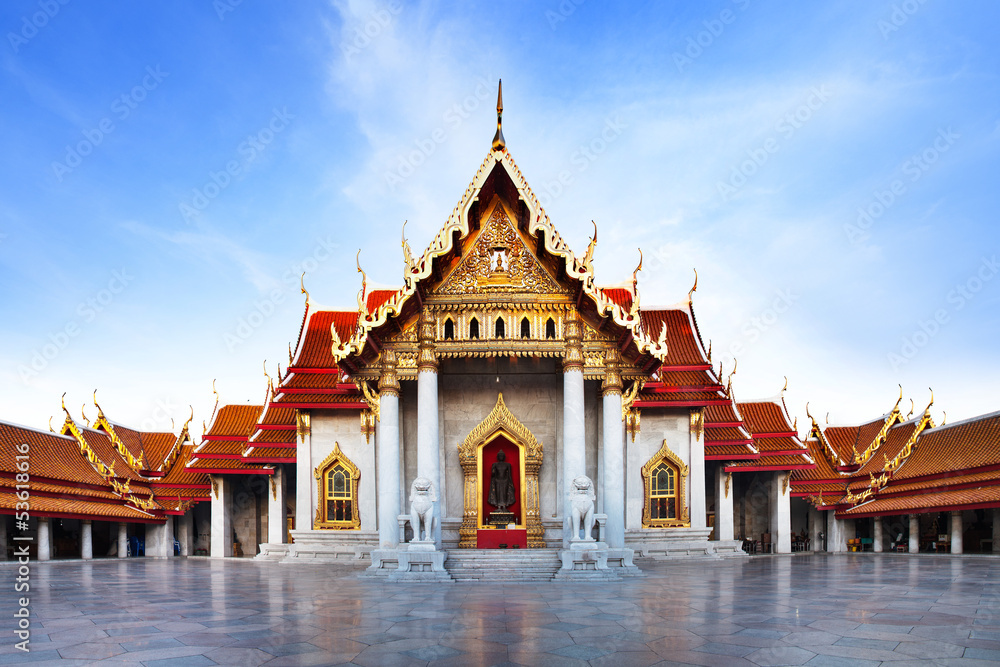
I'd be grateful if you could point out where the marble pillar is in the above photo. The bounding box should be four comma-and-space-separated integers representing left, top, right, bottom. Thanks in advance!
562, 316, 586, 546
80, 520, 93, 560
267, 466, 286, 544
210, 475, 232, 558
416, 312, 441, 546
377, 350, 401, 548
295, 411, 312, 536
772, 472, 791, 553
909, 514, 919, 554
178, 511, 194, 556
690, 412, 706, 530
602, 348, 625, 549
808, 506, 823, 551
950, 510, 963, 554
873, 517, 883, 553
714, 467, 734, 541
117, 522, 128, 558
826, 511, 844, 553
37, 518, 51, 561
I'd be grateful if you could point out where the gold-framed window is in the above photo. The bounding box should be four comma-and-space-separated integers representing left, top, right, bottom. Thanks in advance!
313, 443, 360, 529
641, 439, 691, 528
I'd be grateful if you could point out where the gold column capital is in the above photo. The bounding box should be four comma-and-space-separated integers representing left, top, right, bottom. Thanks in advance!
602, 347, 623, 396
417, 310, 438, 372
379, 349, 400, 396
563, 314, 584, 371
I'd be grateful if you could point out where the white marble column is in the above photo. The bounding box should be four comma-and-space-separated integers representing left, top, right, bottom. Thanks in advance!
826, 511, 844, 553
873, 517, 883, 552
562, 316, 586, 545
117, 522, 128, 558
416, 312, 441, 546
950, 510, 963, 554
993, 509, 1000, 554
770, 473, 791, 553
178, 511, 194, 556
267, 466, 286, 544
80, 520, 93, 560
210, 475, 232, 558
909, 514, 919, 554
295, 411, 311, 536
377, 350, 401, 548
809, 504, 826, 551
690, 411, 707, 530
714, 467, 734, 541
37, 518, 51, 561
602, 349, 625, 549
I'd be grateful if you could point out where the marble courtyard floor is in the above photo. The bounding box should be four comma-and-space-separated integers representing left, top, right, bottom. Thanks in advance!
3, 554, 1000, 666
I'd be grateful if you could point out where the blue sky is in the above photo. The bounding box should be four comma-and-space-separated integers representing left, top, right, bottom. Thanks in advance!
1, 1, 997, 433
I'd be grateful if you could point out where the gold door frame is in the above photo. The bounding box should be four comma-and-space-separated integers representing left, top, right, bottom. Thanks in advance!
458, 393, 544, 548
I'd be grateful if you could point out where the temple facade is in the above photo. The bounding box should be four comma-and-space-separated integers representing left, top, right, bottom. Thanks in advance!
1, 87, 999, 575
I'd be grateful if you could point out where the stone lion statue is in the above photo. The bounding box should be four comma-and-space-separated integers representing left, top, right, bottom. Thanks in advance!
409, 477, 437, 542
568, 475, 596, 542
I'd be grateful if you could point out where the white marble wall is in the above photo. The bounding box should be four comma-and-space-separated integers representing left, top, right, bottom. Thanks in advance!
312, 410, 378, 531
625, 409, 689, 531
435, 358, 564, 523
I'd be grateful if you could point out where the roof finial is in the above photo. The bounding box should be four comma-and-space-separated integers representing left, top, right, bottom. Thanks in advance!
492, 79, 505, 152
782, 376, 788, 393
356, 249, 368, 314
300, 272, 309, 304
688, 268, 698, 301
632, 248, 643, 292
48, 416, 54, 433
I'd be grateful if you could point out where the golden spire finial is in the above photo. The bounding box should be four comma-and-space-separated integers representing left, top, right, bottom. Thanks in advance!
825, 411, 830, 425
492, 79, 505, 151
632, 248, 643, 291
356, 249, 368, 314
81, 403, 90, 427
300, 272, 309, 304
49, 416, 54, 433
941, 411, 947, 426
782, 376, 789, 393
688, 268, 698, 301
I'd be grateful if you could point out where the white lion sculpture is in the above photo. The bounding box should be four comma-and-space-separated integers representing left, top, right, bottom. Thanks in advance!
409, 477, 437, 542
568, 475, 596, 542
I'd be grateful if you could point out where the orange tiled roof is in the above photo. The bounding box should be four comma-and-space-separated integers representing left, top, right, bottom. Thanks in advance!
0, 490, 159, 521
289, 307, 358, 369
639, 309, 707, 367
892, 412, 1000, 480
0, 422, 109, 487
205, 404, 263, 438
244, 447, 296, 463
839, 485, 1000, 518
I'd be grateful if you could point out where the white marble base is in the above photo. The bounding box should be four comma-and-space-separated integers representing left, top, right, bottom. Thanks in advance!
255, 543, 290, 560
626, 527, 738, 560
366, 547, 453, 582
282, 530, 377, 562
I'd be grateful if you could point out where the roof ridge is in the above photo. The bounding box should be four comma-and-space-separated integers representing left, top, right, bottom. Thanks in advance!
922, 408, 1000, 433
0, 418, 76, 440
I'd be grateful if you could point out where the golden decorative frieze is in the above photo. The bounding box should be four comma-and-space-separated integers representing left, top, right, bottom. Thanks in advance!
295, 410, 311, 440
724, 471, 732, 499
602, 347, 623, 396
417, 310, 438, 371
436, 203, 564, 296
622, 379, 644, 442
563, 314, 584, 371
690, 408, 705, 443
378, 349, 400, 396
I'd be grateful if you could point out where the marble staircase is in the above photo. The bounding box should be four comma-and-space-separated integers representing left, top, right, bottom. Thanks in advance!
445, 548, 562, 581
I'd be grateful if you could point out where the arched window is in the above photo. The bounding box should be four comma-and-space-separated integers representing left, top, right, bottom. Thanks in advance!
469, 317, 480, 339
313, 443, 360, 529
444, 318, 455, 340
545, 318, 556, 339
495, 316, 505, 338
641, 439, 690, 528
521, 317, 530, 338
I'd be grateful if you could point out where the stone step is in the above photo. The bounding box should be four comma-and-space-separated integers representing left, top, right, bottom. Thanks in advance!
444, 549, 562, 581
